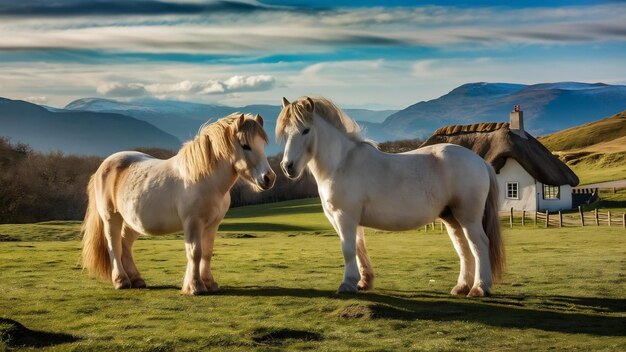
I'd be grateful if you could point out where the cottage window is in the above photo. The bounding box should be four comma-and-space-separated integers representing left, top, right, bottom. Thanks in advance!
543, 184, 560, 199
506, 182, 519, 200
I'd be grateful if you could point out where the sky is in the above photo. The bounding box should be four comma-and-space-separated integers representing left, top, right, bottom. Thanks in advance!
0, 0, 625, 109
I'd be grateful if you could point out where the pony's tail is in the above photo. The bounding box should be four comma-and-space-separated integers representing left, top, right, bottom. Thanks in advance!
483, 165, 505, 283
81, 175, 111, 281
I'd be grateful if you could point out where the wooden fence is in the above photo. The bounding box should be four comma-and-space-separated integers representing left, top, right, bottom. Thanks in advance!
510, 207, 625, 229
419, 207, 625, 232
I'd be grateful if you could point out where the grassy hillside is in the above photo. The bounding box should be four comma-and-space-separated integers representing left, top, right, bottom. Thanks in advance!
539, 110, 626, 184
539, 110, 626, 151
1, 199, 625, 351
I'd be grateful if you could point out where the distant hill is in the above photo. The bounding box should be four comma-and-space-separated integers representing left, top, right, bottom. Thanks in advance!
382, 82, 626, 139
539, 110, 626, 185
539, 110, 626, 152
63, 98, 397, 154
0, 98, 181, 156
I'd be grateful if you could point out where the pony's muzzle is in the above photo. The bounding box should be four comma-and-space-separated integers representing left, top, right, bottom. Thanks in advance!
259, 171, 276, 190
281, 161, 295, 178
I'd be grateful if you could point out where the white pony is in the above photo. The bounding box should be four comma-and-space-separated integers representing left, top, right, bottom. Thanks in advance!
276, 97, 505, 297
82, 113, 275, 295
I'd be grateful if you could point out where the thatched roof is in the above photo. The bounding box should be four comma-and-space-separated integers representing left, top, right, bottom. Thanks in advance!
420, 123, 579, 186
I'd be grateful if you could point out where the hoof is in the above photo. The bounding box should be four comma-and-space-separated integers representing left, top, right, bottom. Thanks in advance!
113, 277, 132, 290
181, 280, 209, 296
131, 278, 147, 289
357, 280, 374, 291
467, 286, 491, 297
337, 281, 358, 293
450, 284, 471, 296
206, 281, 220, 293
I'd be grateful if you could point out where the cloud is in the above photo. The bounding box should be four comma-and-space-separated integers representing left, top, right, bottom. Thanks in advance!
0, 0, 271, 17
0, 3, 624, 56
97, 82, 148, 97
97, 75, 275, 97
24, 96, 49, 104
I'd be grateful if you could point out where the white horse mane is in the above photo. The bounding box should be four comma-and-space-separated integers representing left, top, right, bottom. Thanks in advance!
178, 113, 268, 182
276, 97, 370, 144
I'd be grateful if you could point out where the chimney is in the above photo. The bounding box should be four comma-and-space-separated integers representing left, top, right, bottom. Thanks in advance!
510, 105, 527, 139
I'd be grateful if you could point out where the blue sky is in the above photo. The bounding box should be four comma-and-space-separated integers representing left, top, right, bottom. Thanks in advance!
0, 0, 624, 109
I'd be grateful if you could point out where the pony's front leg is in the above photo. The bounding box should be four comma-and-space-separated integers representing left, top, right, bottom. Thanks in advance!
182, 219, 209, 296
333, 216, 360, 293
200, 222, 220, 293
356, 226, 375, 291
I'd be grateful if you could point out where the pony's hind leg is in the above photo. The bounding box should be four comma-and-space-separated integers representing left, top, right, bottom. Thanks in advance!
441, 215, 475, 296
182, 218, 209, 296
103, 214, 131, 289
356, 226, 374, 291
459, 220, 492, 297
121, 224, 146, 288
200, 222, 220, 293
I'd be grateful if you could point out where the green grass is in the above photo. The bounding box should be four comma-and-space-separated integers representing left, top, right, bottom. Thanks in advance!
564, 151, 626, 185
537, 110, 626, 184
539, 110, 626, 152
1, 198, 625, 351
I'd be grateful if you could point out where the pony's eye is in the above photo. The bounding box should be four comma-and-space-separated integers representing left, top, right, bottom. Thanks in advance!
242, 144, 251, 151
302, 128, 310, 135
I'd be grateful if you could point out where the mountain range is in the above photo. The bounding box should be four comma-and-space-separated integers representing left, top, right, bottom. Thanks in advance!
382, 82, 626, 138
1, 82, 625, 156
0, 98, 180, 156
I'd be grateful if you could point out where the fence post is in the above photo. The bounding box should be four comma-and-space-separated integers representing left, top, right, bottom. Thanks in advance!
623, 213, 625, 229
595, 209, 599, 226
534, 211, 538, 226
559, 211, 562, 228
510, 207, 514, 228
439, 221, 443, 232
579, 206, 584, 227
424, 225, 427, 232
522, 210, 526, 226
545, 210, 549, 228
608, 211, 611, 227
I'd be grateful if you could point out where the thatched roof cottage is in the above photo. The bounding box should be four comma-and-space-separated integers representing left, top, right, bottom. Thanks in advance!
420, 107, 579, 212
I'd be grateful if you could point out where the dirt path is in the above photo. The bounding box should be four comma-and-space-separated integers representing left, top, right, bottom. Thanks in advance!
575, 179, 626, 189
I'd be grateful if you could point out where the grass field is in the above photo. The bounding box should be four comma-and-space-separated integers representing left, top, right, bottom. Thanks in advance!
539, 110, 626, 185
1, 198, 625, 351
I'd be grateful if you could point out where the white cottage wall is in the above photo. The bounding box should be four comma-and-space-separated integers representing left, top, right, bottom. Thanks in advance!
537, 183, 573, 211
496, 159, 537, 211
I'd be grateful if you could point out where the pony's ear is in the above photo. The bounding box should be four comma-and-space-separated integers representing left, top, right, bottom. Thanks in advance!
281, 97, 290, 108
255, 114, 264, 127
236, 114, 245, 129
304, 97, 315, 112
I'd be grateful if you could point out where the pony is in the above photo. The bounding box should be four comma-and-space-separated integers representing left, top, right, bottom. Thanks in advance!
276, 97, 505, 297
81, 113, 275, 295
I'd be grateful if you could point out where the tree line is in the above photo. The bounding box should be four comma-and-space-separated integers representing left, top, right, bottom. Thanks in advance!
0, 137, 421, 223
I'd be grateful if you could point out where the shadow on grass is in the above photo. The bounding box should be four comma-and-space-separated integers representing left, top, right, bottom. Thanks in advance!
226, 201, 322, 219
219, 222, 317, 232
216, 286, 626, 337
0, 318, 79, 348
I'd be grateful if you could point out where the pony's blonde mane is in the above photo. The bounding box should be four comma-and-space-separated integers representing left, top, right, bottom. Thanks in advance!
178, 113, 268, 182
276, 97, 365, 142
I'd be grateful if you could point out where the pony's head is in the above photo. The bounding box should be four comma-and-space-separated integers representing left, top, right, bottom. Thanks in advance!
179, 113, 275, 190
233, 114, 276, 190
276, 96, 362, 179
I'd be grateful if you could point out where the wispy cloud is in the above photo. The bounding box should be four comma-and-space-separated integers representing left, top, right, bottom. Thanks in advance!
97, 75, 276, 98
1, 3, 625, 55
0, 0, 272, 17
0, 1, 624, 107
